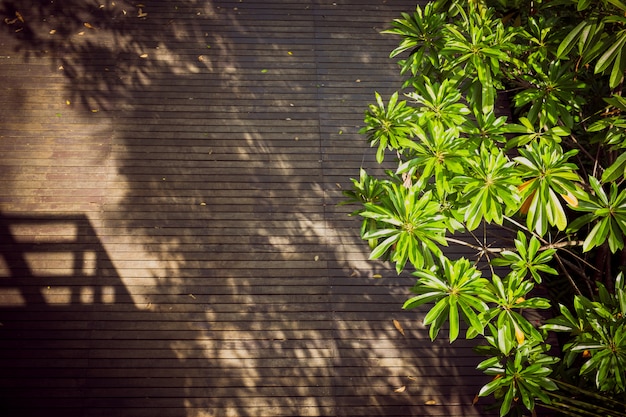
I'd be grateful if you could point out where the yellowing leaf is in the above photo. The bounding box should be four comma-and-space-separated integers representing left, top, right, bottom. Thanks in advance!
372, 274, 382, 279
394, 386, 406, 393
425, 400, 437, 405
517, 178, 535, 193
393, 319, 405, 336
561, 190, 578, 207
519, 189, 536, 214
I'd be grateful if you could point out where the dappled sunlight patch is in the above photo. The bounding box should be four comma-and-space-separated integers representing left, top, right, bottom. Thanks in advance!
0, 288, 25, 307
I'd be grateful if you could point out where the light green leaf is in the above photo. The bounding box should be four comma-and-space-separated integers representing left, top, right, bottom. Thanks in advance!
557, 20, 587, 58
595, 32, 626, 74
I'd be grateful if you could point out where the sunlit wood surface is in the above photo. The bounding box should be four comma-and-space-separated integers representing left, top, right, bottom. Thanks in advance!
0, 1, 493, 416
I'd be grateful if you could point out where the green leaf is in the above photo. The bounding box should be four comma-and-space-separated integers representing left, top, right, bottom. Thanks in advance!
595, 32, 626, 74
557, 20, 588, 58
501, 383, 516, 416
403, 292, 442, 310
609, 48, 626, 88
424, 298, 449, 327
369, 234, 399, 260
607, 0, 626, 12
449, 296, 460, 342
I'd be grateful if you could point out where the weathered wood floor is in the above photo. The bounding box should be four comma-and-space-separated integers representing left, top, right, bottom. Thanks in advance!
0, 1, 494, 416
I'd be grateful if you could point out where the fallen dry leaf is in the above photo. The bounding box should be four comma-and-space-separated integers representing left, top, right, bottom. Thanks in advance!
15, 11, 24, 22
49, 29, 56, 34
137, 8, 148, 17
139, 53, 148, 58
394, 386, 406, 393
84, 22, 94, 29
188, 294, 196, 300
393, 319, 405, 336
425, 399, 437, 405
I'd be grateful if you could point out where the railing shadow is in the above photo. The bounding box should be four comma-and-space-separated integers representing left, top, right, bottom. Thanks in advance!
0, 213, 188, 416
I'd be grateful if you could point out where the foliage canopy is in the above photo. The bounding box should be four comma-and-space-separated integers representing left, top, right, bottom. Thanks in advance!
344, 0, 626, 415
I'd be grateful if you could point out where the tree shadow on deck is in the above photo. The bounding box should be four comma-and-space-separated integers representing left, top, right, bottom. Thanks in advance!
0, 1, 496, 416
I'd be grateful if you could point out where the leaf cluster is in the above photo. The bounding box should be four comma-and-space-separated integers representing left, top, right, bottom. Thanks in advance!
345, 0, 626, 415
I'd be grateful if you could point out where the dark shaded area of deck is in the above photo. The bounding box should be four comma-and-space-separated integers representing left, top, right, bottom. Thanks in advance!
0, 1, 494, 416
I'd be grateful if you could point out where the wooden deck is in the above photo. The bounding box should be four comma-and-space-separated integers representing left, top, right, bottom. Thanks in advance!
0, 1, 495, 416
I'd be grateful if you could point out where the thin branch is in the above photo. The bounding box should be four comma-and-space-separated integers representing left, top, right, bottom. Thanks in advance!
445, 237, 505, 253
543, 240, 585, 250
558, 255, 595, 289
558, 121, 597, 163
503, 216, 535, 237
446, 235, 585, 253
554, 253, 583, 296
